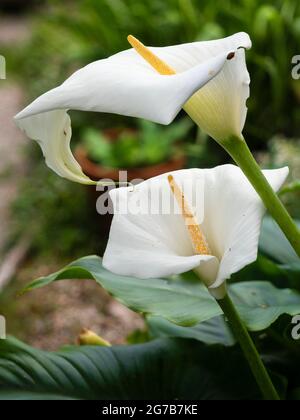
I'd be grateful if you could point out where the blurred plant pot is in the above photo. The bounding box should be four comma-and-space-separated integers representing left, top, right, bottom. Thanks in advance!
75, 146, 186, 182
74, 132, 186, 238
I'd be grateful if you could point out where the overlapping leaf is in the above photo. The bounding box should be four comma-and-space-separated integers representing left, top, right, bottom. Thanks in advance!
260, 217, 300, 265
147, 315, 235, 346
0, 337, 261, 400
23, 256, 300, 331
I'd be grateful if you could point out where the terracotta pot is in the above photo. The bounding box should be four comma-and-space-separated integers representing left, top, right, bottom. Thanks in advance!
75, 146, 186, 182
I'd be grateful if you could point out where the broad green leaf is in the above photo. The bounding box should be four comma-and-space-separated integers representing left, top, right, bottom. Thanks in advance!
229, 281, 300, 331
280, 262, 300, 274
23, 255, 221, 327
231, 254, 291, 283
148, 281, 300, 337
279, 261, 300, 286
0, 336, 262, 400
23, 256, 300, 332
147, 315, 235, 346
259, 217, 300, 264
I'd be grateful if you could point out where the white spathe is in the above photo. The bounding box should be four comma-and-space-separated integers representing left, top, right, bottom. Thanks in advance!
103, 165, 288, 299
14, 33, 251, 184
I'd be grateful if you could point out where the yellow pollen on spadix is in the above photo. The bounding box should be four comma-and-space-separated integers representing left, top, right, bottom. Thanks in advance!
127, 35, 176, 75
168, 175, 211, 256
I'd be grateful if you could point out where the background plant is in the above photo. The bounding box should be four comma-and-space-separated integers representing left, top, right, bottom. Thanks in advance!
82, 118, 192, 168
0, 0, 300, 399
4, 0, 299, 253
8, 0, 300, 149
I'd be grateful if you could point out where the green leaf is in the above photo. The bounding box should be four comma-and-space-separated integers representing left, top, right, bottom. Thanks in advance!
229, 281, 300, 331
259, 217, 300, 264
23, 256, 300, 332
278, 260, 300, 287
231, 255, 289, 283
281, 262, 300, 275
147, 316, 235, 346
23, 255, 221, 327
0, 337, 262, 400
82, 128, 112, 164
148, 281, 300, 339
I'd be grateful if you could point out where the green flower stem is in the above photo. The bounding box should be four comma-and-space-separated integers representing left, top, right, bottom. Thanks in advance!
222, 136, 300, 258
218, 293, 280, 400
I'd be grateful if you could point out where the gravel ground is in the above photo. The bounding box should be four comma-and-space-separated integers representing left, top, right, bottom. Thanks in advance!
0, 85, 27, 252
2, 258, 145, 351
0, 16, 28, 252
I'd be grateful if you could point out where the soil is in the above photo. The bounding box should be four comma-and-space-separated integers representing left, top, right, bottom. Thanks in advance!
1, 257, 144, 351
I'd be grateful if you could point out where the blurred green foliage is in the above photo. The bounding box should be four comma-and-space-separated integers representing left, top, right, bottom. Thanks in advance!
3, 0, 299, 259
9, 0, 300, 148
82, 118, 192, 168
1, 0, 300, 371
259, 136, 300, 218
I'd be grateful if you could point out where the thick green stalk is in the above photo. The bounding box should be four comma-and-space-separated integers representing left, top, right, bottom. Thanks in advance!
221, 136, 300, 258
218, 294, 280, 400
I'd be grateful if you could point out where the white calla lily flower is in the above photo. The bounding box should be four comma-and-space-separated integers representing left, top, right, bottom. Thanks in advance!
14, 32, 251, 184
103, 165, 288, 299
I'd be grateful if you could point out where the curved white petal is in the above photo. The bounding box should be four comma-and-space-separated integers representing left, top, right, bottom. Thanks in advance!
15, 33, 249, 183
119, 32, 251, 142
178, 34, 251, 142
205, 165, 289, 290
160, 32, 252, 142
16, 50, 231, 125
103, 165, 288, 297
16, 110, 93, 184
103, 169, 213, 278
184, 47, 250, 142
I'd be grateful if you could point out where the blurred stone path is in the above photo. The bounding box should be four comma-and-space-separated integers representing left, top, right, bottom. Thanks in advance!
0, 15, 144, 346
0, 86, 27, 251
0, 17, 29, 253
